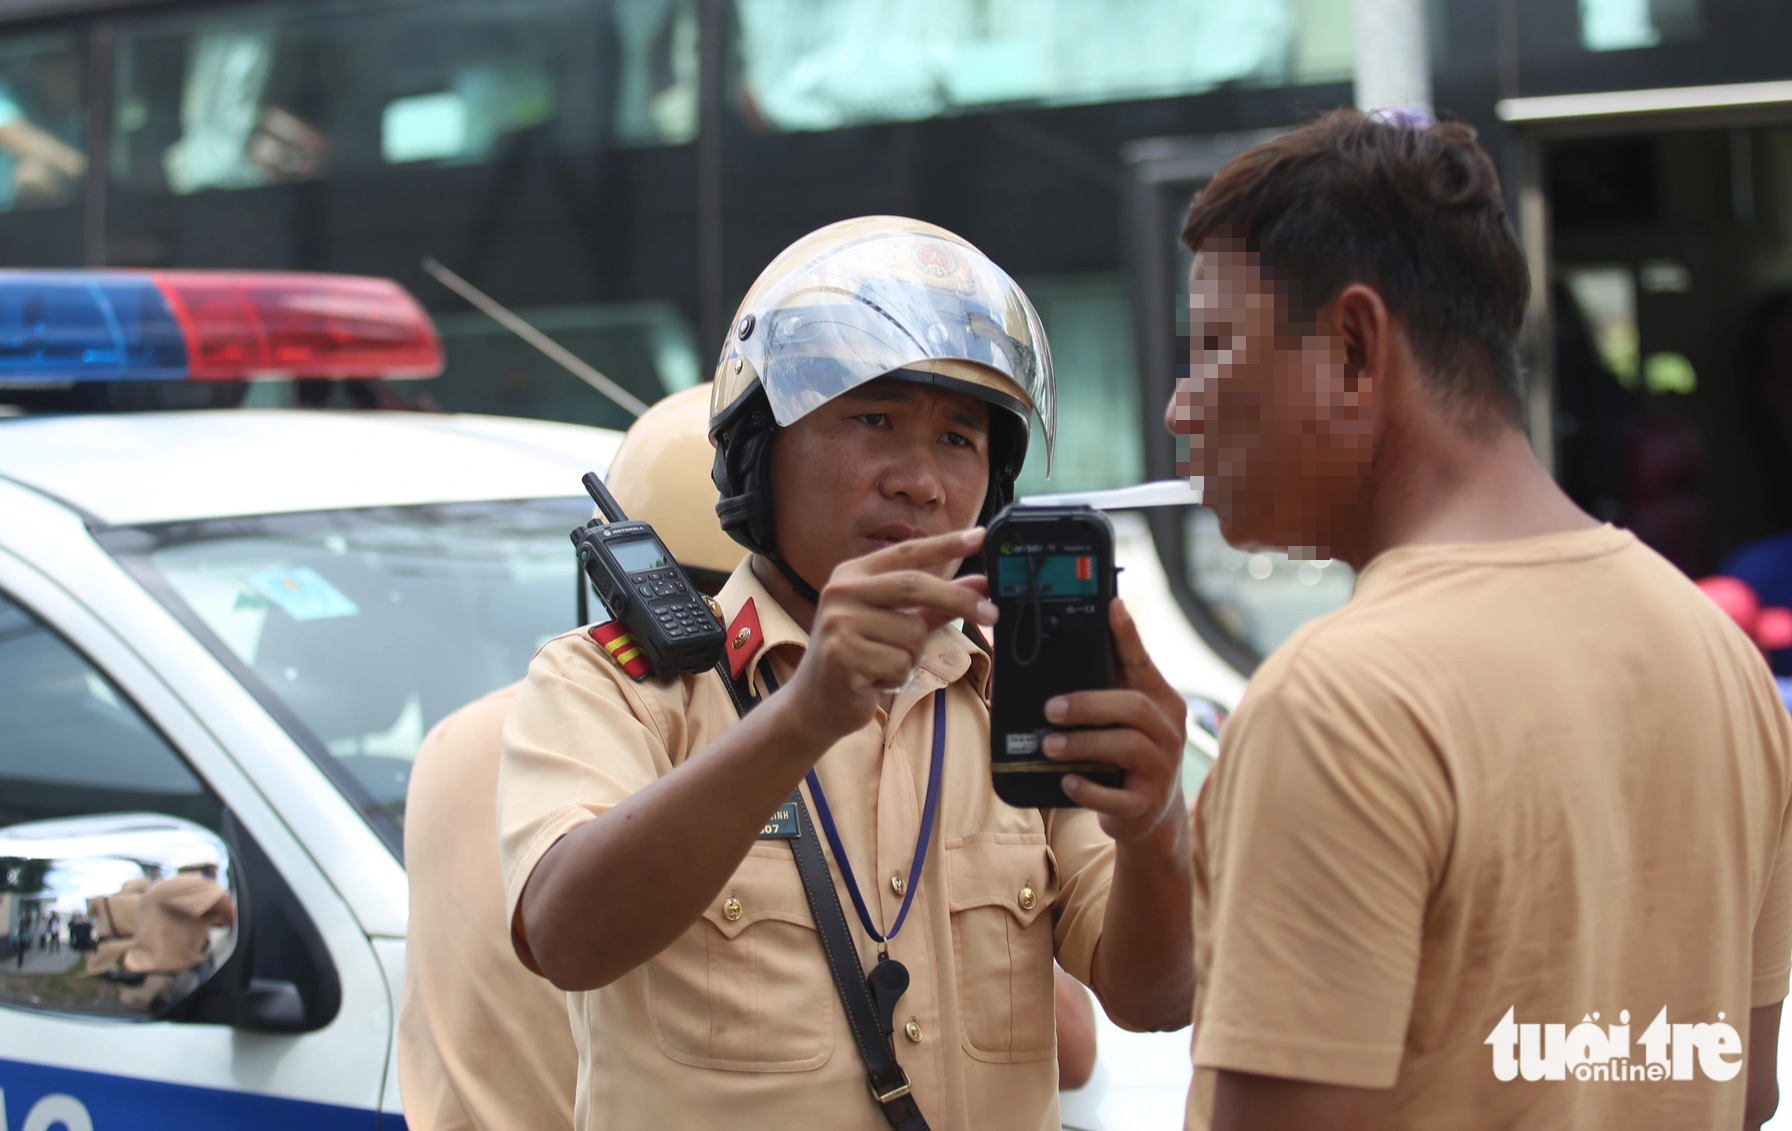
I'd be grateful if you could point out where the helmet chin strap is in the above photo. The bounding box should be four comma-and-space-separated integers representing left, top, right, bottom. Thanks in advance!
765, 550, 821, 605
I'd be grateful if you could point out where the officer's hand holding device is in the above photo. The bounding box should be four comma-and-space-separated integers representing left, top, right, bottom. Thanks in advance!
986, 503, 1127, 807
571, 471, 725, 677
785, 527, 996, 743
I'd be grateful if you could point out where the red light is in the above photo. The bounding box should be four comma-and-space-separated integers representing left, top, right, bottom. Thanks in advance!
1698, 576, 1759, 626
1698, 575, 1792, 651
1757, 607, 1792, 652
150, 272, 443, 381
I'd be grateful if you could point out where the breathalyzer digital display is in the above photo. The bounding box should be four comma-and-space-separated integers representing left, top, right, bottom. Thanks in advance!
994, 554, 1099, 599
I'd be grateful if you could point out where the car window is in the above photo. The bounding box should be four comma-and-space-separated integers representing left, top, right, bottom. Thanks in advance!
101, 497, 593, 855
0, 589, 219, 831
1181, 738, 1212, 799
0, 588, 240, 1019
1182, 508, 1356, 660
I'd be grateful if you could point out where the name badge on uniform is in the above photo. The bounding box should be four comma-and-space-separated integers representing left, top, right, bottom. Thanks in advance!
758, 793, 802, 839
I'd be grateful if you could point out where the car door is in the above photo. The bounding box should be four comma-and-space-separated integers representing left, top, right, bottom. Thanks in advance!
0, 547, 392, 1129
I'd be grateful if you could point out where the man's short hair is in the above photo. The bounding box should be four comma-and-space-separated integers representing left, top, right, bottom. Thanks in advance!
1180, 109, 1531, 428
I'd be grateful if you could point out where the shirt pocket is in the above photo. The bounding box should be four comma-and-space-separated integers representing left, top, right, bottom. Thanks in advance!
946, 833, 1059, 1062
647, 843, 834, 1072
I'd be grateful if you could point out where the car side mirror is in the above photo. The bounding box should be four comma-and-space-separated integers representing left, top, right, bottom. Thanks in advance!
228, 977, 307, 1031
0, 813, 239, 1022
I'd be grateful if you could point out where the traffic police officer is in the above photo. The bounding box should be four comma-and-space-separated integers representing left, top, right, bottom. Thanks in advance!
498, 217, 1194, 1131
399, 384, 746, 1131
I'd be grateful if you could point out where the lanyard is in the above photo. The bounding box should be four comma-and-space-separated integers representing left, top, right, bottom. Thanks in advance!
761, 669, 947, 947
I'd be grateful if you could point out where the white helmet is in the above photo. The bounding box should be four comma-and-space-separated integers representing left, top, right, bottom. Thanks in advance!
707, 216, 1055, 593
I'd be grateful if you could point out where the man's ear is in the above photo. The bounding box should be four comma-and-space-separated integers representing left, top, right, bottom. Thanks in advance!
1329, 283, 1391, 402
1317, 285, 1392, 444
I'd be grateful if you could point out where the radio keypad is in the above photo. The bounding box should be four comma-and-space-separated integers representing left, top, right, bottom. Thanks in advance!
631, 566, 714, 640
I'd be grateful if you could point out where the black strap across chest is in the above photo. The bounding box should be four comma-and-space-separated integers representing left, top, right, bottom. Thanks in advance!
714, 660, 930, 1131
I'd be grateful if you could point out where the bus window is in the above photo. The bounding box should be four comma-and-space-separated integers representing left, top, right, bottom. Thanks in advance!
425, 300, 701, 430
731, 0, 1351, 134
1547, 126, 1792, 584
109, 0, 697, 197
1577, 0, 1703, 52
0, 32, 85, 212
1013, 274, 1145, 497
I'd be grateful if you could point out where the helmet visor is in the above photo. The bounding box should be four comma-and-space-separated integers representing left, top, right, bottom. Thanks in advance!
733, 231, 1054, 470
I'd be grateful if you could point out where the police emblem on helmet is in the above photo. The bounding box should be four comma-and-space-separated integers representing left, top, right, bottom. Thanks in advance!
913, 243, 959, 278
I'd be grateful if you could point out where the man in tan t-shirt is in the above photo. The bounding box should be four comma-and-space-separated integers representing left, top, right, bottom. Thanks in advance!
1165, 111, 1792, 1129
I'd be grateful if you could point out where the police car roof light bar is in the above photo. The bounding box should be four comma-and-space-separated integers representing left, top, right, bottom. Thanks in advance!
0, 270, 443, 387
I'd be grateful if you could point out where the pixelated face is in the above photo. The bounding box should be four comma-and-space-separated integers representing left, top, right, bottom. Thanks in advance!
769, 378, 991, 585
1164, 239, 1374, 555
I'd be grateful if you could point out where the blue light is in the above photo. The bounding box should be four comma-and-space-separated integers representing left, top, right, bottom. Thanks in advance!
0, 273, 188, 386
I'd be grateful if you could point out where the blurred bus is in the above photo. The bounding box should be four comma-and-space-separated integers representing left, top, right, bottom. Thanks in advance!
0, 0, 1788, 675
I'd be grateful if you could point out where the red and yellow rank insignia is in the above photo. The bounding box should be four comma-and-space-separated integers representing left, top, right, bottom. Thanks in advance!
590, 622, 652, 681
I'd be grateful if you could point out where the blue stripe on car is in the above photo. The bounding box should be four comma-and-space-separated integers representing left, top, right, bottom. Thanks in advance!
0, 1058, 382, 1129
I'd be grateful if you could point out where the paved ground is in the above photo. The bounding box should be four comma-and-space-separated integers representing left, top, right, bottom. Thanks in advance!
7, 938, 81, 975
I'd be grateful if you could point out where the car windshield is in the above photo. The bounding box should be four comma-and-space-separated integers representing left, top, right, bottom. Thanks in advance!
102, 498, 592, 856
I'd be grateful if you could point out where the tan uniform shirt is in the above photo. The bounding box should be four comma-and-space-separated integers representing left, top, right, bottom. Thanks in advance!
123, 874, 234, 974
1186, 526, 1792, 1130
83, 879, 150, 976
399, 684, 578, 1131
88, 877, 149, 938
499, 560, 1116, 1131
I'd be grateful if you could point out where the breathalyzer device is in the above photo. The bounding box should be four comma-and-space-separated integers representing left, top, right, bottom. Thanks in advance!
572, 471, 726, 678
986, 503, 1126, 808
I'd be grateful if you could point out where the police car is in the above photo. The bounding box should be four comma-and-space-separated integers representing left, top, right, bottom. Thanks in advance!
0, 268, 1230, 1130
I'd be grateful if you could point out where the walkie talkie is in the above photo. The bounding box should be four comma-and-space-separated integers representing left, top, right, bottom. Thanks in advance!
571, 471, 726, 679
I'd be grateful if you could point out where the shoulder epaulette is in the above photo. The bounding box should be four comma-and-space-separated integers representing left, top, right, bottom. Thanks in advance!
590, 622, 652, 681
726, 598, 765, 680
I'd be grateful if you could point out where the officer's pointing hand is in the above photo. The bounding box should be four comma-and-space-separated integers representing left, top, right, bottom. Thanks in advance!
1041, 598, 1188, 854
790, 527, 996, 742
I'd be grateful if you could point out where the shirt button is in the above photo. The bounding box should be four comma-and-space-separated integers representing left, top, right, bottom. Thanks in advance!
723, 897, 743, 921
1018, 885, 1037, 911
905, 1020, 923, 1043
890, 874, 906, 896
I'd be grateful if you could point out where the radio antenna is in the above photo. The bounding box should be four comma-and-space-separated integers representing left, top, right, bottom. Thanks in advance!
421, 256, 651, 417
582, 472, 628, 524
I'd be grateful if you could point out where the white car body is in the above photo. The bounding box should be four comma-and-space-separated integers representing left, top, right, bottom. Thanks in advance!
0, 408, 1233, 1131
